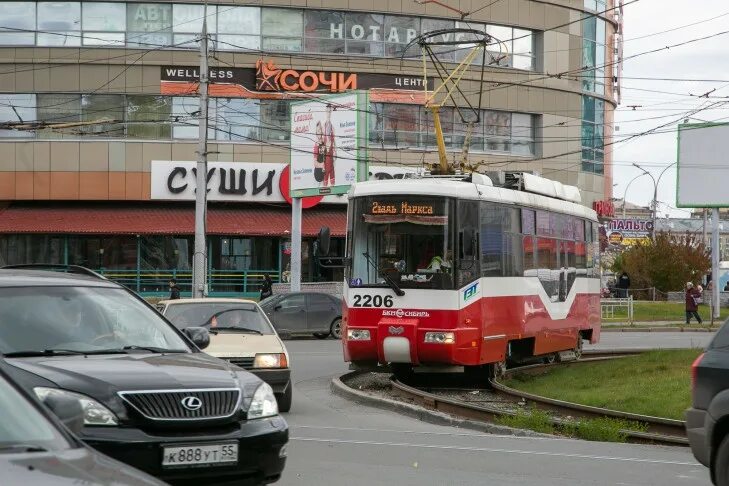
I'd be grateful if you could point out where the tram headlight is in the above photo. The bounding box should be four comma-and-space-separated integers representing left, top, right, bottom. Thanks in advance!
347, 329, 371, 341
424, 332, 455, 344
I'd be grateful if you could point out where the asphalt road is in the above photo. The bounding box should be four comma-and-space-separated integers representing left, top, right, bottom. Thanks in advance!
276, 333, 714, 486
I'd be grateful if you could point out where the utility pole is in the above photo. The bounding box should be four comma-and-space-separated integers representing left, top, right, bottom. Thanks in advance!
192, 17, 209, 298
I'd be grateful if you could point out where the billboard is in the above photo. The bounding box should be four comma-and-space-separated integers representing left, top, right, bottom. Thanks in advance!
677, 122, 729, 207
604, 218, 653, 247
290, 92, 365, 197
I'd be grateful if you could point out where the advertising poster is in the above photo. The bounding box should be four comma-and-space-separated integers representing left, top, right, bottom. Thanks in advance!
606, 218, 653, 247
289, 93, 362, 197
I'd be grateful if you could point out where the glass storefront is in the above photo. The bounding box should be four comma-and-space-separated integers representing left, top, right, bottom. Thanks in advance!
0, 2, 536, 70
0, 233, 340, 296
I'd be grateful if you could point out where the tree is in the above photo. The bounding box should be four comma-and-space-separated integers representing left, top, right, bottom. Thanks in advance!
615, 232, 710, 296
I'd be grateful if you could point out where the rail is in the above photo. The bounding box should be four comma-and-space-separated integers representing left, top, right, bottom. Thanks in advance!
385, 350, 686, 446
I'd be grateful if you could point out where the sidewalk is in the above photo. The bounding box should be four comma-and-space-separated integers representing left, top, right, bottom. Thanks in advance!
603, 320, 723, 332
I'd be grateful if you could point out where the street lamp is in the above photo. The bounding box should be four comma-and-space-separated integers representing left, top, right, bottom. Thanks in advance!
632, 162, 677, 237
621, 172, 648, 218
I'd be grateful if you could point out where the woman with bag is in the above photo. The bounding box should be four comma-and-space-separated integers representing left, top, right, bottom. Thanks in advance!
685, 282, 703, 325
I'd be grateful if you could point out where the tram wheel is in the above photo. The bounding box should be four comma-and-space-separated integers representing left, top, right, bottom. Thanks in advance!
489, 360, 507, 380
574, 335, 584, 360
464, 365, 489, 387
544, 353, 557, 364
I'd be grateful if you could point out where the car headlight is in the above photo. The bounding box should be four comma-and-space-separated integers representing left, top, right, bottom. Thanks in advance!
424, 332, 455, 344
34, 387, 118, 426
253, 353, 288, 369
247, 382, 278, 420
347, 329, 371, 341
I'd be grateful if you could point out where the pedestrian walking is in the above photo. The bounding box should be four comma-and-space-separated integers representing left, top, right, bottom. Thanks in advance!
168, 279, 181, 300
685, 282, 703, 325
617, 271, 631, 298
260, 274, 273, 301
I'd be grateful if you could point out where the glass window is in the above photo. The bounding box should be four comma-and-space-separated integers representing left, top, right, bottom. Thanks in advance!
486, 24, 513, 67
0, 94, 36, 138
262, 8, 302, 52
82, 2, 125, 31
37, 2, 81, 47
173, 4, 216, 33
172, 96, 216, 139
165, 302, 274, 334
127, 95, 171, 139
522, 209, 535, 234
384, 15, 420, 58
305, 10, 345, 54
345, 13, 384, 56
127, 3, 172, 47
217, 98, 260, 141
260, 100, 290, 142
80, 94, 124, 137
217, 6, 258, 34
421, 18, 455, 62
140, 236, 190, 270
485, 111, 511, 152
279, 294, 306, 310
0, 286, 190, 354
0, 2, 36, 45
383, 104, 418, 147
37, 94, 81, 139
0, 235, 63, 265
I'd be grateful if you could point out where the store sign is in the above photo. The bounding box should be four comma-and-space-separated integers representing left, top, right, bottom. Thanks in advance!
606, 218, 653, 247
256, 59, 357, 93
370, 201, 435, 215
592, 200, 615, 218
150, 161, 419, 203
161, 65, 433, 98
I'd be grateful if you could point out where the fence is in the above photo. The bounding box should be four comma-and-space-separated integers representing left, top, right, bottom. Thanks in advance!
272, 281, 343, 297
95, 268, 280, 298
600, 296, 634, 324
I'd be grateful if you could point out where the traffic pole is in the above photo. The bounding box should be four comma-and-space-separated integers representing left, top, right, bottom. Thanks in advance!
290, 197, 302, 292
712, 208, 721, 321
192, 18, 209, 298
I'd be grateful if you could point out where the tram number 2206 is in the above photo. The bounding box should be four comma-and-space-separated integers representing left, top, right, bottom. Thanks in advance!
352, 295, 394, 308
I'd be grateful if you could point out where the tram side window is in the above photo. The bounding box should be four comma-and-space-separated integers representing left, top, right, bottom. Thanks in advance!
479, 203, 519, 278
458, 200, 480, 287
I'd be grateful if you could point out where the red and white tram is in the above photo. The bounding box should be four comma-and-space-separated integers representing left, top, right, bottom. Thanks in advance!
341, 172, 601, 378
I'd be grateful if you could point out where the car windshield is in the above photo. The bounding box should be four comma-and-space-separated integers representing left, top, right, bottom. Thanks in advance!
164, 302, 275, 335
0, 374, 72, 452
0, 286, 190, 355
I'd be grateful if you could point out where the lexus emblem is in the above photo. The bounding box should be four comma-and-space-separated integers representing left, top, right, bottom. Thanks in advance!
389, 326, 405, 335
180, 396, 203, 411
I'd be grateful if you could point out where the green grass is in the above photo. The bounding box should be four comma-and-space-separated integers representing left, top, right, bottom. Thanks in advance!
496, 409, 648, 442
605, 301, 729, 322
504, 349, 702, 420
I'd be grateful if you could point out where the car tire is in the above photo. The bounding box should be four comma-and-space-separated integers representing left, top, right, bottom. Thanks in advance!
313, 332, 329, 339
330, 318, 342, 339
276, 381, 293, 413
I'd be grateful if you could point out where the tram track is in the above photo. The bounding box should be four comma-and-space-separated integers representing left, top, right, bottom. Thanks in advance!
385, 350, 688, 446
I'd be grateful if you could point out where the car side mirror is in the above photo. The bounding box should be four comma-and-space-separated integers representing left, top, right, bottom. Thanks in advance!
43, 393, 84, 435
184, 327, 210, 350
274, 305, 282, 311
278, 330, 291, 340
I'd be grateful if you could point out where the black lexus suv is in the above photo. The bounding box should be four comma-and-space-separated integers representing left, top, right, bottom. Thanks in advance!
687, 320, 729, 486
0, 265, 287, 485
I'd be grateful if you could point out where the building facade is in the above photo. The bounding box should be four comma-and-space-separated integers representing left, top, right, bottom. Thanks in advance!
0, 0, 620, 296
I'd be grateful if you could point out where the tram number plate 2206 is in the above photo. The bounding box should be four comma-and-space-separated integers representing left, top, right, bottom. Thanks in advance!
162, 443, 238, 468
352, 294, 393, 308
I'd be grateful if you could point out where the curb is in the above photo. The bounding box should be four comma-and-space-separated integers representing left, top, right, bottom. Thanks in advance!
330, 372, 551, 439
603, 327, 718, 333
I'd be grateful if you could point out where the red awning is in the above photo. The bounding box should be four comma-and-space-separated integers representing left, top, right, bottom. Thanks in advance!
0, 204, 346, 237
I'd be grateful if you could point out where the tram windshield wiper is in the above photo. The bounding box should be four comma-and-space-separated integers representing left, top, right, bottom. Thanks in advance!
362, 252, 405, 296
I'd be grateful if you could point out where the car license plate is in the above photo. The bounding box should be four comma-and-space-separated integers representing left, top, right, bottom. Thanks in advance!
162, 443, 238, 468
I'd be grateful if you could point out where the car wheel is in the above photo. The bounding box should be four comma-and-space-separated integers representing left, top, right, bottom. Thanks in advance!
313, 332, 329, 339
276, 381, 293, 413
330, 318, 342, 339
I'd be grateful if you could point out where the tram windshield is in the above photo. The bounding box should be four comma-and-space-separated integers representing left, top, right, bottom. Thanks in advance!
347, 196, 455, 290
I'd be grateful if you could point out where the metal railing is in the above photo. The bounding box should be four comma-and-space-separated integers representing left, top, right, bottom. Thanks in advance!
94, 268, 280, 297
600, 296, 634, 324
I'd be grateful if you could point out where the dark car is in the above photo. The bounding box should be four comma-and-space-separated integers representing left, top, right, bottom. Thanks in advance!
686, 321, 729, 485
0, 361, 164, 485
259, 292, 342, 339
0, 265, 287, 485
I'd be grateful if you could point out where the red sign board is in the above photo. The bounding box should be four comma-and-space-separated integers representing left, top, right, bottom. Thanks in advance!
592, 200, 615, 218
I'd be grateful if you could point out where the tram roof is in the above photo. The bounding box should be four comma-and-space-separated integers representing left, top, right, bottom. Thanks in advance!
349, 178, 598, 221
